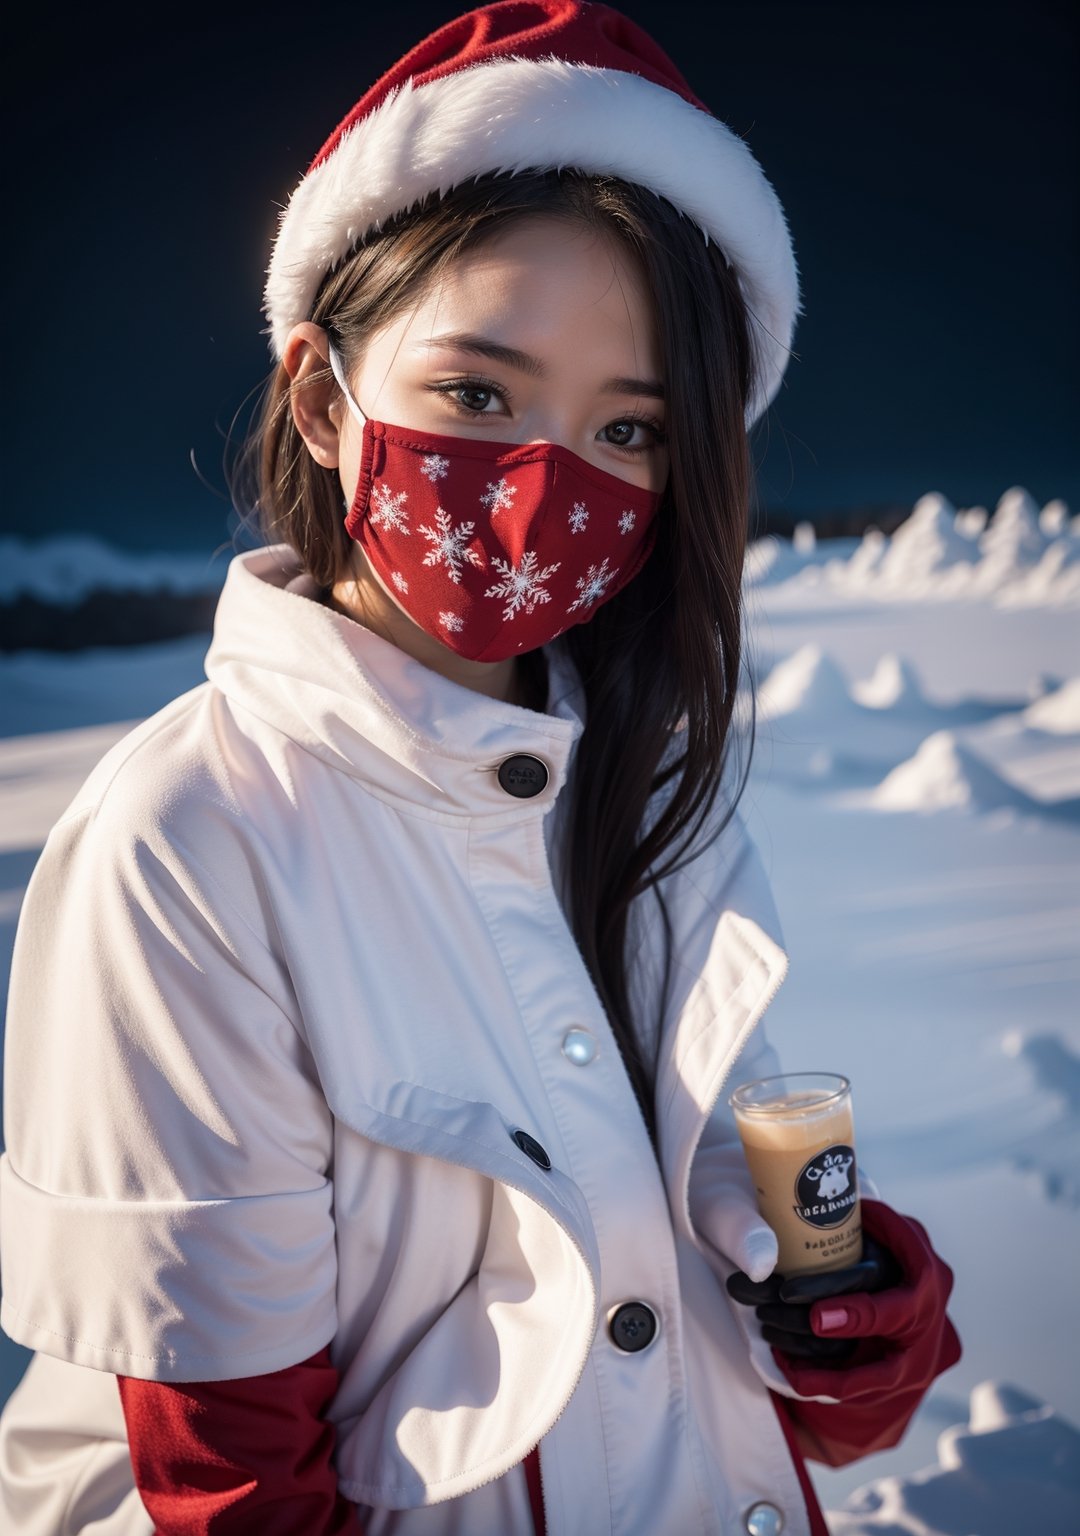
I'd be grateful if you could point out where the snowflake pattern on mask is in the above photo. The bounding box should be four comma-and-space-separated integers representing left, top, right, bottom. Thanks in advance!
438, 611, 464, 633
485, 551, 562, 620
567, 557, 616, 614
390, 571, 409, 594
420, 454, 450, 483
618, 510, 636, 534
569, 501, 589, 534
479, 477, 517, 516
369, 484, 410, 534
417, 508, 486, 585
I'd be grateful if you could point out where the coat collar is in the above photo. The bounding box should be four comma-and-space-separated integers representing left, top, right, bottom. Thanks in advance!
205, 545, 586, 820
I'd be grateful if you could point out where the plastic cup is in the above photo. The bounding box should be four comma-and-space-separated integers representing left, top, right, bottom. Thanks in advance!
729, 1072, 863, 1277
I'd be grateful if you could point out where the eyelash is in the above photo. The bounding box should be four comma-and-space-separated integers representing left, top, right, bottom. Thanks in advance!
427, 376, 667, 455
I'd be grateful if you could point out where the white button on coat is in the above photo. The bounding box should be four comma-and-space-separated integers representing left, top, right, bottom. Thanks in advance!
561, 1026, 597, 1065
745, 1501, 785, 1535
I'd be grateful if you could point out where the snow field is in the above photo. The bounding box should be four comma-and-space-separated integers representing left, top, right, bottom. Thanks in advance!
742, 495, 1078, 1526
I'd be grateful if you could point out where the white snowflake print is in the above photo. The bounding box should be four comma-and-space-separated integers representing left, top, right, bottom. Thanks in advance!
417, 507, 486, 585
479, 477, 517, 516
618, 510, 636, 535
438, 611, 465, 633
421, 453, 450, 483
391, 571, 409, 594
484, 551, 562, 620
568, 501, 589, 534
567, 557, 617, 614
370, 483, 410, 534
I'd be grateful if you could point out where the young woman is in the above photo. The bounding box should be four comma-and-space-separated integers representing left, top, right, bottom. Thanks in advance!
0, 3, 960, 1532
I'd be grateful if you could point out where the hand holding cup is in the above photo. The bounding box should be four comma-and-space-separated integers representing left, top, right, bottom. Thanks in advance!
725, 1230, 903, 1361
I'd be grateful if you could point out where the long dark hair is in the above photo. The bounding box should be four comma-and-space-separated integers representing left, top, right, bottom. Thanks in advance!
231, 170, 760, 1141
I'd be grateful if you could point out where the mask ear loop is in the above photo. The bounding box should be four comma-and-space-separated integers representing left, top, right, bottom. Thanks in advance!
326, 338, 383, 535
326, 339, 368, 428
326, 339, 369, 511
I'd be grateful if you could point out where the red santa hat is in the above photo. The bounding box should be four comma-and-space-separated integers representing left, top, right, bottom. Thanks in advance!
263, 0, 802, 428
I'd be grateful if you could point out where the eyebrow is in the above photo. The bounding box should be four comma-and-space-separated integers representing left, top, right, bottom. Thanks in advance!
420, 331, 665, 401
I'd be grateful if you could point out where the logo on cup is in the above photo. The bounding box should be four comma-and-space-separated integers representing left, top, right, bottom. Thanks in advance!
793, 1145, 857, 1228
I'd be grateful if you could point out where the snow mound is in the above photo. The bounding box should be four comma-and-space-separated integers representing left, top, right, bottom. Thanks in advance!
844, 527, 888, 581
743, 533, 862, 590
875, 492, 975, 587
743, 537, 797, 586
757, 645, 853, 721
868, 731, 1036, 814
0, 536, 227, 605
745, 486, 1079, 606
1039, 499, 1071, 538
997, 539, 1080, 607
828, 1381, 1080, 1535
851, 654, 930, 713
954, 505, 989, 538
980, 486, 1046, 561
1022, 678, 1080, 734
971, 486, 1050, 595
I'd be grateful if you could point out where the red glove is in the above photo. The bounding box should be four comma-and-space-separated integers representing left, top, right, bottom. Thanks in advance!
117, 1345, 362, 1534
770, 1199, 962, 1467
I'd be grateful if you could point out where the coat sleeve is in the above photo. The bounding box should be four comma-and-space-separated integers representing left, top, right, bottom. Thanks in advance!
1, 780, 339, 1383
116, 1346, 362, 1534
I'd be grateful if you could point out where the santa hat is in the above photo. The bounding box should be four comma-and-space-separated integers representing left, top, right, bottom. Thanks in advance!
263, 0, 802, 428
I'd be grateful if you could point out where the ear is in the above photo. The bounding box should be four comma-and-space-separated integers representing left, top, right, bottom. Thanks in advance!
282, 322, 343, 469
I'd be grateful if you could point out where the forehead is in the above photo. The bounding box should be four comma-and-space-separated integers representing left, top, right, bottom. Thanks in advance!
401, 216, 660, 364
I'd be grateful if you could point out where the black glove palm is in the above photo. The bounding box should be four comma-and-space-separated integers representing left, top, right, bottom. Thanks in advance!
725, 1235, 902, 1361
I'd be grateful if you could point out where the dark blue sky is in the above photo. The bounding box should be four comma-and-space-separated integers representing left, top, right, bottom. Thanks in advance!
5, 0, 1077, 551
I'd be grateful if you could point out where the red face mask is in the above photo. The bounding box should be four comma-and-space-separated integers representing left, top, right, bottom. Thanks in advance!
328, 344, 663, 664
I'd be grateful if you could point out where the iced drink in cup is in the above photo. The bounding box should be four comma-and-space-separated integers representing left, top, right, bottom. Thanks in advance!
730, 1073, 863, 1277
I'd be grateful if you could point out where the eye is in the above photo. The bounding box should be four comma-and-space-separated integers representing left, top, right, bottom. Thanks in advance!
456, 385, 497, 412
428, 377, 510, 416
600, 415, 667, 454
603, 421, 638, 448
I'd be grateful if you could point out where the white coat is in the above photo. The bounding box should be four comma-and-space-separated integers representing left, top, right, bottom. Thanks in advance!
0, 546, 841, 1535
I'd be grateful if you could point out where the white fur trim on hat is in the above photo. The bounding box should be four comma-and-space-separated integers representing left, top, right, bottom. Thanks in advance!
264, 57, 802, 428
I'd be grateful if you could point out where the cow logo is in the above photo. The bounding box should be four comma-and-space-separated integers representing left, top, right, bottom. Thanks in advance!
793, 1145, 858, 1228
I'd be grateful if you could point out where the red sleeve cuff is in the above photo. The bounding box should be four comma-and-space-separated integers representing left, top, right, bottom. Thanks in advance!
117, 1345, 362, 1534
